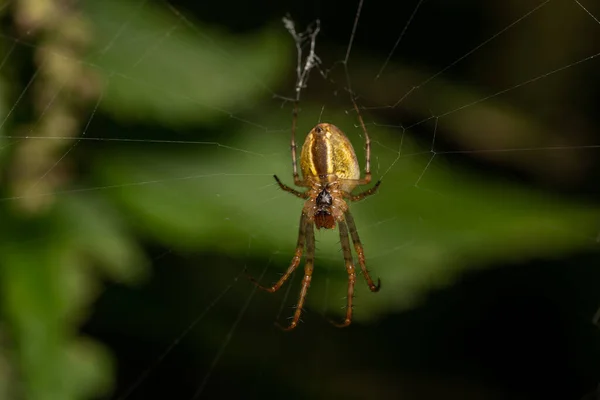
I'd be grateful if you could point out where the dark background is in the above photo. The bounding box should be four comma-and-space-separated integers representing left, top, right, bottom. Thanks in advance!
0, 0, 599, 399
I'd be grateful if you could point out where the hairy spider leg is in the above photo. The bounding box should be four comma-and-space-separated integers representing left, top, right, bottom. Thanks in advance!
290, 100, 309, 187
344, 211, 381, 292
247, 213, 306, 293
350, 94, 372, 185
330, 219, 357, 328
274, 175, 308, 199
277, 219, 315, 331
349, 180, 381, 202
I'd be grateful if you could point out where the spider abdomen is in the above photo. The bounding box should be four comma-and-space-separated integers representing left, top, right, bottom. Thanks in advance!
300, 123, 360, 192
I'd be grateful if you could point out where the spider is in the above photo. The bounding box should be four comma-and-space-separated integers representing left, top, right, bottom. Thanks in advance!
248, 97, 381, 331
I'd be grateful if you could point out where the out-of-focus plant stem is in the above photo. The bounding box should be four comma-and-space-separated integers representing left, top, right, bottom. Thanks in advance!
10, 0, 100, 213
0, 2, 111, 400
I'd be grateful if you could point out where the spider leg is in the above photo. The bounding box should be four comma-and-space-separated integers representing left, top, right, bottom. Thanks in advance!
350, 93, 372, 184
329, 219, 356, 328
274, 175, 309, 199
348, 180, 381, 202
344, 210, 381, 292
289, 100, 310, 187
276, 220, 315, 331
290, 99, 301, 184
248, 214, 306, 292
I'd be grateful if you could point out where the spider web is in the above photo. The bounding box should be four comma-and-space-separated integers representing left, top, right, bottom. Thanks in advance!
0, 0, 599, 399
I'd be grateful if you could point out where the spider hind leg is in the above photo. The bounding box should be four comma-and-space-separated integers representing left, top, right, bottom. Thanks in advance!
277, 219, 315, 331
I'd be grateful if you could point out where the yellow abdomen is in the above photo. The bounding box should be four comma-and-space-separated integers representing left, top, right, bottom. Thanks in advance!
300, 123, 360, 193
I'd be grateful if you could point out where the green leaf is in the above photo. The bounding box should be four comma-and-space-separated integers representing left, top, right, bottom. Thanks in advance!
91, 108, 600, 322
0, 192, 144, 400
83, 0, 288, 126
0, 215, 101, 400
58, 193, 149, 285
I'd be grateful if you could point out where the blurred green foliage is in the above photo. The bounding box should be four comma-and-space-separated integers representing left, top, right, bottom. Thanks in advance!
1, 0, 289, 398
83, 0, 288, 126
0, 0, 599, 399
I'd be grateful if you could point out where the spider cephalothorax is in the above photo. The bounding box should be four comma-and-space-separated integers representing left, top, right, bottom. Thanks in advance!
249, 116, 381, 331
313, 186, 335, 229
308, 180, 348, 230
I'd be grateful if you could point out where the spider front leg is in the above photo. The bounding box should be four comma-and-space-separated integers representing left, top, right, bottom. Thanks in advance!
329, 219, 357, 328
276, 220, 315, 331
247, 213, 306, 292
345, 211, 381, 292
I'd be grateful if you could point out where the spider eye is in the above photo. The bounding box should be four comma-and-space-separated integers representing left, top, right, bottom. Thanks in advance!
315, 126, 323, 134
